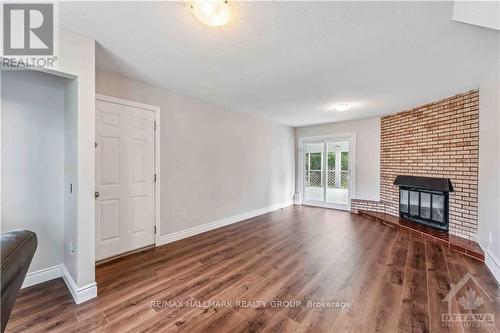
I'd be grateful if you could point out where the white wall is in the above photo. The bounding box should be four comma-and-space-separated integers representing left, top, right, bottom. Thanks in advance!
0, 30, 97, 303
1, 70, 66, 273
478, 59, 500, 282
295, 117, 381, 201
57, 30, 96, 293
63, 79, 78, 279
95, 70, 295, 237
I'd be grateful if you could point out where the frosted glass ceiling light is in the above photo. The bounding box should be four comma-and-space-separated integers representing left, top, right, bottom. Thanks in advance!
334, 103, 350, 112
192, 0, 231, 27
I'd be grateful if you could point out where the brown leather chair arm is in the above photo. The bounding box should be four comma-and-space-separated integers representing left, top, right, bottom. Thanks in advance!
1, 230, 37, 333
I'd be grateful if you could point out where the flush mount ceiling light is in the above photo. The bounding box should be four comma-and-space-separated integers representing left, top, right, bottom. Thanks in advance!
333, 103, 351, 112
191, 0, 231, 27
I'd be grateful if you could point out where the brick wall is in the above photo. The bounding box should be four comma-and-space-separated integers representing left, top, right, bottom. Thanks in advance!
350, 199, 386, 214
353, 90, 479, 241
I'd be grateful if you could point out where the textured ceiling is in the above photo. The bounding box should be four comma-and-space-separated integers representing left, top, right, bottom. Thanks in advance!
60, 1, 500, 127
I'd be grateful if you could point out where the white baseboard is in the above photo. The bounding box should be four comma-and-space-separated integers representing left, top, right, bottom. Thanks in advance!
22, 264, 97, 304
301, 200, 351, 211
22, 265, 62, 288
293, 193, 302, 205
484, 249, 500, 286
22, 202, 292, 302
61, 265, 97, 304
157, 201, 293, 247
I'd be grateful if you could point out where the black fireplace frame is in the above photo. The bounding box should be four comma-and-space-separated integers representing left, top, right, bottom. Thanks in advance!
398, 186, 449, 231
394, 175, 453, 232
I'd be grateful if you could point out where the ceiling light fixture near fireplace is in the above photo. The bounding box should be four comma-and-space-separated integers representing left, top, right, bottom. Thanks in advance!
334, 103, 350, 112
192, 0, 231, 27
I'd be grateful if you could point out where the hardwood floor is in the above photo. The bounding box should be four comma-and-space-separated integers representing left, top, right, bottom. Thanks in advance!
6, 206, 500, 332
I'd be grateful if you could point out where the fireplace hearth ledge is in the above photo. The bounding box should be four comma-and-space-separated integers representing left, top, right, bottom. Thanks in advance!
357, 210, 484, 262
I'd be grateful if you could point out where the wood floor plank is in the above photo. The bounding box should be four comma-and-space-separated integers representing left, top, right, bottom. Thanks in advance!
90, 303, 157, 333
443, 247, 497, 333
5, 207, 499, 333
293, 218, 391, 332
280, 217, 374, 325
397, 233, 430, 333
426, 241, 464, 333
333, 226, 400, 330
184, 307, 244, 333
259, 313, 299, 333
385, 229, 411, 286
351, 228, 410, 333
461, 256, 500, 330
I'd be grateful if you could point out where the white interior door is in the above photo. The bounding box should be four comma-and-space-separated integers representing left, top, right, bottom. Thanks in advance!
95, 99, 156, 261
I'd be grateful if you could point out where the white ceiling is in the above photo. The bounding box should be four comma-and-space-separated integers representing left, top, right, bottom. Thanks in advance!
60, 1, 499, 127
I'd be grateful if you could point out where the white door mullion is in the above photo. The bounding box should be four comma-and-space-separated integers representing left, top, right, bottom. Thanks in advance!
323, 141, 327, 202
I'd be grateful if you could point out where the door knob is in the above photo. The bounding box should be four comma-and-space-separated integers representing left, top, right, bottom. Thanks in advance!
95, 191, 100, 199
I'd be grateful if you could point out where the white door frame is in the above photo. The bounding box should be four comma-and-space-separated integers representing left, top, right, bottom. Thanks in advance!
95, 94, 161, 248
298, 133, 356, 211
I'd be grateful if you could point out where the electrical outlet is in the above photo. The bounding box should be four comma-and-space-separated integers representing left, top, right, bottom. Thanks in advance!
180, 212, 186, 221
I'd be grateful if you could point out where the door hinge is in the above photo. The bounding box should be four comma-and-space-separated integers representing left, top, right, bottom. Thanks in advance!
94, 142, 98, 148
154, 121, 157, 131
154, 226, 157, 234
154, 174, 157, 182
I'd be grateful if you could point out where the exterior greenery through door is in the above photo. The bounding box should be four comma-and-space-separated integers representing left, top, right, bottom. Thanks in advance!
305, 152, 349, 189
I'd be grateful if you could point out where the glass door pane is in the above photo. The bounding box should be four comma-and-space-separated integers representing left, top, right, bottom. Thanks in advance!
304, 142, 324, 202
400, 189, 409, 213
420, 192, 431, 219
432, 194, 444, 222
410, 191, 419, 215
326, 141, 349, 205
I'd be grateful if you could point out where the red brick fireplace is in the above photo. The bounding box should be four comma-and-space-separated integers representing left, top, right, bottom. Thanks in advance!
352, 90, 479, 242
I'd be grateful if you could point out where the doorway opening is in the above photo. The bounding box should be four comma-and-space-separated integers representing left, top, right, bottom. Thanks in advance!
300, 134, 355, 211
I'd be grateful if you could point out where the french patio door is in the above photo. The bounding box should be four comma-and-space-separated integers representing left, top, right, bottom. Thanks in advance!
302, 135, 354, 211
